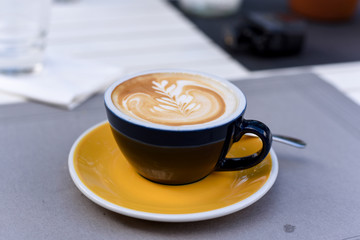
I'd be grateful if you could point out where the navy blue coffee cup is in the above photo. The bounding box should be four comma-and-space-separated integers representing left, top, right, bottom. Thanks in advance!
105, 70, 272, 185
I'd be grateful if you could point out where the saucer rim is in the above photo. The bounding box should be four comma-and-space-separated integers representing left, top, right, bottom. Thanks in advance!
68, 121, 279, 222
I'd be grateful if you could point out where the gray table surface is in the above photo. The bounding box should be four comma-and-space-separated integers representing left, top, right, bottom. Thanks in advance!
1, 73, 360, 240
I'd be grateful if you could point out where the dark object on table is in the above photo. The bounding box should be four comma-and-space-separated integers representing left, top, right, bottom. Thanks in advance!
224, 12, 306, 56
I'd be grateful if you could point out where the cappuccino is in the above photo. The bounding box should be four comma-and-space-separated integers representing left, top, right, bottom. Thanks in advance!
111, 72, 239, 127
104, 70, 272, 185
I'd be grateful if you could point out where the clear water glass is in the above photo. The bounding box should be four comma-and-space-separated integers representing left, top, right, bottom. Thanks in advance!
0, 0, 52, 74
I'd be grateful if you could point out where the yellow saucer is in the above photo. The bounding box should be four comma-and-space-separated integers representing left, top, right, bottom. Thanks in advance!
68, 121, 278, 222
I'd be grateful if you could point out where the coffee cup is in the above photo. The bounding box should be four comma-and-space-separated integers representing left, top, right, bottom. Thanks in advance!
104, 70, 272, 185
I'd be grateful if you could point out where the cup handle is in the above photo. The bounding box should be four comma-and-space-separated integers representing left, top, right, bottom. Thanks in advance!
216, 119, 272, 171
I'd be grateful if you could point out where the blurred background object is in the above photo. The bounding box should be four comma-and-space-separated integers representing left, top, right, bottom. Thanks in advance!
0, 0, 52, 74
179, 0, 243, 17
224, 12, 306, 56
290, 0, 358, 21
171, 0, 360, 70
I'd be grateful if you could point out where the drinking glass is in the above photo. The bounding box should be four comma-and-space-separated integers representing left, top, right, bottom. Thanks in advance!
0, 0, 52, 74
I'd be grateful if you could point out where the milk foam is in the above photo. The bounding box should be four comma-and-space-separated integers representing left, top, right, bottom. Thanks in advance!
111, 72, 239, 127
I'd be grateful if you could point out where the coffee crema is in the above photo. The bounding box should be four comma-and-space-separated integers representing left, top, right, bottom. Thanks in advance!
111, 72, 238, 126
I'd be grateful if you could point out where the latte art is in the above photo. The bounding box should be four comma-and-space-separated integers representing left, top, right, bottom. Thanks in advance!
111, 73, 238, 126
150, 80, 201, 115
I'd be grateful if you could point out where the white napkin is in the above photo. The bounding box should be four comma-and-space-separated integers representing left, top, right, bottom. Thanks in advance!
0, 56, 122, 109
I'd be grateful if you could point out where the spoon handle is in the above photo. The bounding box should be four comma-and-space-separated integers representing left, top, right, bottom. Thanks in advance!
246, 134, 306, 148
272, 135, 306, 148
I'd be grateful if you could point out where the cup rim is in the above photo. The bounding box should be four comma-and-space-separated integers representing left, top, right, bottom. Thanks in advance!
104, 69, 247, 131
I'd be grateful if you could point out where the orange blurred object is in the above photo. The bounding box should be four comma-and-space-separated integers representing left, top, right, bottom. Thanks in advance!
290, 0, 358, 21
